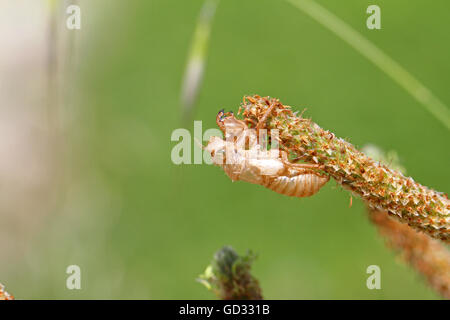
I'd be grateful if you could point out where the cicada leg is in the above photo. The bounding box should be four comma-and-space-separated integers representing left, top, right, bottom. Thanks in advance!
280, 151, 324, 170
255, 102, 276, 131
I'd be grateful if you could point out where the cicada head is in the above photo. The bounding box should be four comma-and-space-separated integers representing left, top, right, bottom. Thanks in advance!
216, 110, 248, 140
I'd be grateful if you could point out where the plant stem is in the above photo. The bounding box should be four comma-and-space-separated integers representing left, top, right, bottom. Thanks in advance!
180, 0, 220, 123
240, 95, 449, 242
198, 246, 263, 300
369, 209, 450, 299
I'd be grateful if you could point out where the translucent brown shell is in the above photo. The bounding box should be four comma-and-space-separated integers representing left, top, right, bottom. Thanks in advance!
263, 172, 329, 198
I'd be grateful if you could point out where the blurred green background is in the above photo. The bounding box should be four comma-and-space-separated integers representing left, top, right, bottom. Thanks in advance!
2, 0, 449, 299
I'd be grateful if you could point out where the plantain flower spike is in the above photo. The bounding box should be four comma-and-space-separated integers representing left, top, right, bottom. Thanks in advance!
198, 246, 263, 300
239, 95, 449, 242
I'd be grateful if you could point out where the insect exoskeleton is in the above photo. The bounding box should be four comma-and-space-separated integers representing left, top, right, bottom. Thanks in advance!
205, 136, 284, 184
263, 169, 329, 198
205, 112, 329, 198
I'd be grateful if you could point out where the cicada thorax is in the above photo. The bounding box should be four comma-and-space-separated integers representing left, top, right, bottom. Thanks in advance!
263, 170, 329, 198
221, 149, 285, 184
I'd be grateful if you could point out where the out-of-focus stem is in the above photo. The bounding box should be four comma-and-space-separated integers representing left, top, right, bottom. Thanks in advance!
369, 208, 450, 299
47, 0, 60, 131
180, 0, 220, 123
240, 95, 449, 242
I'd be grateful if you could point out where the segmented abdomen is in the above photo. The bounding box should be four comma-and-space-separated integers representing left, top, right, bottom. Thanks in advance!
263, 174, 329, 198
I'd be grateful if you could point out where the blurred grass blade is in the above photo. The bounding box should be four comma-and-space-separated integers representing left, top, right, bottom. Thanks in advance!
47, 0, 60, 130
287, 0, 450, 130
181, 0, 220, 122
